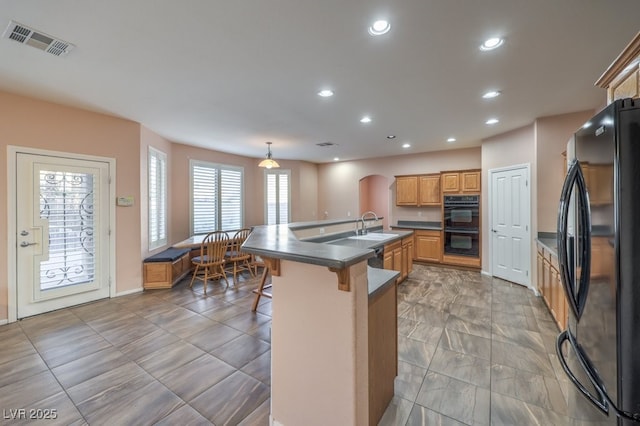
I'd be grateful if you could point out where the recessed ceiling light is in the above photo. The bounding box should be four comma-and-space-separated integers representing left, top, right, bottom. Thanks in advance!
318, 89, 334, 97
368, 20, 390, 36
360, 116, 372, 123
486, 118, 499, 125
387, 135, 396, 139
402, 143, 411, 148
479, 37, 504, 51
482, 90, 501, 99
582, 121, 592, 129
447, 137, 456, 143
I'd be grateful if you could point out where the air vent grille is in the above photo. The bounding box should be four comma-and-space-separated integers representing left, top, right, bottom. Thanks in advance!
3, 20, 74, 56
316, 142, 338, 147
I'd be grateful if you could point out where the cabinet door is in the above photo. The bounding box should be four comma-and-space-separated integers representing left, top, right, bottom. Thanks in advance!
461, 171, 481, 193
401, 244, 408, 280
441, 173, 460, 193
396, 176, 418, 205
383, 250, 393, 270
612, 69, 639, 102
537, 249, 544, 294
415, 231, 442, 263
406, 239, 414, 274
393, 247, 402, 274
418, 175, 441, 205
542, 257, 551, 310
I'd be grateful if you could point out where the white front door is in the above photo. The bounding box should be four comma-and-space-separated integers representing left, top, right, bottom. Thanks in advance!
16, 152, 112, 318
491, 165, 531, 286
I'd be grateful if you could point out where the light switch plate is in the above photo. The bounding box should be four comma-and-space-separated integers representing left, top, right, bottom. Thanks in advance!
116, 196, 134, 207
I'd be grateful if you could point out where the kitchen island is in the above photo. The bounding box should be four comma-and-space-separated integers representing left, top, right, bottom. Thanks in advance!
242, 219, 412, 426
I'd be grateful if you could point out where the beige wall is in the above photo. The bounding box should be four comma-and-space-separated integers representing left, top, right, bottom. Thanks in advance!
0, 90, 319, 322
318, 147, 481, 226
169, 144, 319, 244
481, 124, 536, 281
0, 90, 142, 320
535, 110, 594, 232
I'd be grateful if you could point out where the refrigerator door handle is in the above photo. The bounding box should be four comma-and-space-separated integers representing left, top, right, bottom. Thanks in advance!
558, 330, 640, 423
557, 160, 591, 320
556, 330, 608, 414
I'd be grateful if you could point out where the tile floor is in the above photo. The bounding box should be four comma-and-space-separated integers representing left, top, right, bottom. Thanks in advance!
0, 264, 570, 425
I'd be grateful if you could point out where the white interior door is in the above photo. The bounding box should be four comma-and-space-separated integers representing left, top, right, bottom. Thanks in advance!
16, 153, 111, 318
491, 165, 531, 286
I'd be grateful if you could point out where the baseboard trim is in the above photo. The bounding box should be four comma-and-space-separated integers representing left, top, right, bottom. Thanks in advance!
0, 319, 8, 326
115, 287, 144, 297
480, 269, 491, 277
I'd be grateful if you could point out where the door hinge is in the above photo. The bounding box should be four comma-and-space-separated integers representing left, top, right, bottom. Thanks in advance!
526, 270, 529, 276
108, 228, 112, 236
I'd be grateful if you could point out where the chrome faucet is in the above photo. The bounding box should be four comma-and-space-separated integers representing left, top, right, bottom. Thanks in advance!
360, 211, 379, 235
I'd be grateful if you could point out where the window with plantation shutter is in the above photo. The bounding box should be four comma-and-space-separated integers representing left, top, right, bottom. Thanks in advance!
148, 147, 167, 250
190, 160, 244, 234
265, 169, 290, 225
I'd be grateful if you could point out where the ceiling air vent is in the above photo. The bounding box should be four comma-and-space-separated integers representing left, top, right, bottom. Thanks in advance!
316, 142, 338, 147
2, 20, 75, 56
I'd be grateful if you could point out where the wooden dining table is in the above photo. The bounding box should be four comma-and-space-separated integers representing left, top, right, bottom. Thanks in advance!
172, 233, 271, 310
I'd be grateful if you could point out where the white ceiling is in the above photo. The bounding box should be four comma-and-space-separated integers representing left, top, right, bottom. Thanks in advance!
1, 1, 639, 163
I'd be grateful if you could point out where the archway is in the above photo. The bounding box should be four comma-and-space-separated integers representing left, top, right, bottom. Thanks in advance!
358, 175, 390, 229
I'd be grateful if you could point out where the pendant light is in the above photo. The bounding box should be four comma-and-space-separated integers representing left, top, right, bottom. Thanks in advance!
258, 142, 280, 169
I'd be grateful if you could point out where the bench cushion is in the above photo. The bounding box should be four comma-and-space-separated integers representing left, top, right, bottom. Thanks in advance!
144, 247, 191, 263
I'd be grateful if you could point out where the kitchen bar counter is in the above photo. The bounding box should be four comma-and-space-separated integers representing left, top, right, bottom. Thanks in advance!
241, 219, 403, 425
243, 221, 412, 269
367, 266, 399, 299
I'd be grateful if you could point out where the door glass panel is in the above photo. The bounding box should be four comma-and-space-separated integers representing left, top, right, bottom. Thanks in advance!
39, 170, 96, 290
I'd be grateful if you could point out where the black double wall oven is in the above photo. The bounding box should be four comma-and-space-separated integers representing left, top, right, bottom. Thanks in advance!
443, 194, 480, 258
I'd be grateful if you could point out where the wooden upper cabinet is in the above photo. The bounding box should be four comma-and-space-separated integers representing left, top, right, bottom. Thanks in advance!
395, 176, 418, 205
596, 31, 640, 103
461, 171, 481, 193
418, 175, 441, 205
395, 174, 440, 206
441, 170, 480, 194
441, 172, 460, 193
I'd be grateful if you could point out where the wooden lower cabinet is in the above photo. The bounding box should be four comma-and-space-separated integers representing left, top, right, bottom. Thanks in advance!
536, 242, 568, 330
403, 237, 414, 276
368, 281, 397, 425
414, 230, 441, 263
384, 236, 414, 283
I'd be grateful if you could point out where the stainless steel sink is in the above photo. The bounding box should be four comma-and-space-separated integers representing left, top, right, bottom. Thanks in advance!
347, 233, 398, 241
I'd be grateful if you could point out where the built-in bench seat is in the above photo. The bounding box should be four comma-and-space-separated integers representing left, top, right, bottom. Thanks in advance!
143, 247, 192, 289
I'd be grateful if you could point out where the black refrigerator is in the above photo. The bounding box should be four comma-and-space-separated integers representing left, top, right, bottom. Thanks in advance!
557, 97, 640, 424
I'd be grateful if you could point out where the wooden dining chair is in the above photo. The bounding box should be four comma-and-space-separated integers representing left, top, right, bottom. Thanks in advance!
189, 231, 229, 295
226, 228, 255, 283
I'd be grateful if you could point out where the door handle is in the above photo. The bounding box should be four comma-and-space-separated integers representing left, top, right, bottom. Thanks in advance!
20, 241, 38, 248
492, 229, 497, 233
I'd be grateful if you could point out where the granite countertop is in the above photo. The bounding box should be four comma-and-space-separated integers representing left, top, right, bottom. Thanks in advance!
536, 232, 557, 256
242, 219, 413, 270
367, 267, 399, 299
391, 220, 442, 231
537, 226, 614, 258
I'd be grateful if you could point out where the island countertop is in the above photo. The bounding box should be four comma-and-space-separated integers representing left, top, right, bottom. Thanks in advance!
242, 219, 413, 270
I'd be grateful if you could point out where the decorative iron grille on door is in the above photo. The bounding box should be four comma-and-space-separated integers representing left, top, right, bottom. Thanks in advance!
38, 170, 96, 290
